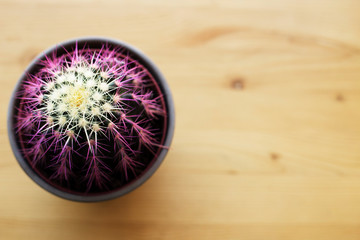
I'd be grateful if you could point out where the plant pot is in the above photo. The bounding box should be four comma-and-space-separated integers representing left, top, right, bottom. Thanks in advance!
8, 37, 175, 202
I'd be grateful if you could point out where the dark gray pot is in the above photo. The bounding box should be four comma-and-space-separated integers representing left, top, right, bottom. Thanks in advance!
7, 37, 175, 202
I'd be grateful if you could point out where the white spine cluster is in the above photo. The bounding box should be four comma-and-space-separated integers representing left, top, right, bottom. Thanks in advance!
39, 62, 119, 146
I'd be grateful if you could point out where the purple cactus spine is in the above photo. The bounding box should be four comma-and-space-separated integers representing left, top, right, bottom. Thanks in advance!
15, 42, 167, 193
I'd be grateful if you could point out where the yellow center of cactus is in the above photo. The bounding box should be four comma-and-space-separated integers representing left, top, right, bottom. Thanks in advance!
67, 86, 89, 109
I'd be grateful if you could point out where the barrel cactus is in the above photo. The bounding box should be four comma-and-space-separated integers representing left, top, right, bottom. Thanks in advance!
13, 40, 169, 194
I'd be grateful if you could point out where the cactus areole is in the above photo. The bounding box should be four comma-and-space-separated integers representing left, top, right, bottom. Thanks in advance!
8, 37, 174, 202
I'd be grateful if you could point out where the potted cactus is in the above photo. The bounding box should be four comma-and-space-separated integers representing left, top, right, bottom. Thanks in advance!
8, 37, 175, 202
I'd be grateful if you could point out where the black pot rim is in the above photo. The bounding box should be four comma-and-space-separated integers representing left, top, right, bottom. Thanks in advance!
7, 36, 175, 202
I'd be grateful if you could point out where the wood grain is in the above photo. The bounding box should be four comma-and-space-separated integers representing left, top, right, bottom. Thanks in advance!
1, 0, 360, 239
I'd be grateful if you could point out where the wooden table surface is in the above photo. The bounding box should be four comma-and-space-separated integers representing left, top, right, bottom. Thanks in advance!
1, 0, 360, 239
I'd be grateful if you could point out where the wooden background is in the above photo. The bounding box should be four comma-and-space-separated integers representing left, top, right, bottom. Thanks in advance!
0, 0, 360, 239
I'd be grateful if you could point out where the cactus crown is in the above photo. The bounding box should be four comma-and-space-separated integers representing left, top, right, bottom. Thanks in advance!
15, 42, 167, 193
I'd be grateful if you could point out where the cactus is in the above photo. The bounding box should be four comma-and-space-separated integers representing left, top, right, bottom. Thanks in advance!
14, 43, 167, 193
